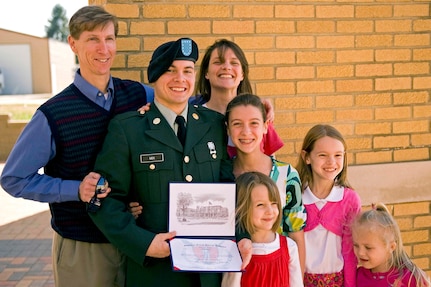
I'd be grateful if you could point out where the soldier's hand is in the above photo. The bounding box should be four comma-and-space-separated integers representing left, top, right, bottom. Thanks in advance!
146, 231, 176, 258
238, 238, 253, 270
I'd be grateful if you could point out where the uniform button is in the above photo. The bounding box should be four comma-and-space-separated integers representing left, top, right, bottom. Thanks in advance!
212, 154, 217, 159
153, 118, 161, 125
184, 156, 190, 163
149, 164, 156, 170
185, 175, 193, 182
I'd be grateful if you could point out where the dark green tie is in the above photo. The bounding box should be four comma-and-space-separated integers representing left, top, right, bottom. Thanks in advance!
175, 115, 186, 146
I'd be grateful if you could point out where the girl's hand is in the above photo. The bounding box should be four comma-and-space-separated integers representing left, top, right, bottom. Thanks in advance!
129, 202, 142, 218
262, 98, 274, 123
238, 238, 253, 270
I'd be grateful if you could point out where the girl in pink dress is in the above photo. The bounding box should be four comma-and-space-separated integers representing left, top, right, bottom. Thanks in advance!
352, 203, 430, 287
296, 124, 361, 287
235, 171, 303, 287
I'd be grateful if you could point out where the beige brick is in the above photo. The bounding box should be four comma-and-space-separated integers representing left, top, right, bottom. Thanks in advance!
277, 66, 314, 80
415, 215, 431, 229
413, 243, 431, 257
112, 54, 126, 69
130, 21, 165, 35
233, 5, 274, 18
255, 82, 295, 96
297, 21, 335, 33
337, 79, 373, 93
297, 80, 334, 94
345, 137, 372, 151
317, 36, 354, 49
277, 36, 315, 49
316, 5, 354, 18
414, 105, 431, 118
375, 77, 411, 91
355, 122, 392, 135
413, 76, 431, 89
394, 62, 429, 76
394, 4, 430, 17
395, 217, 413, 231
356, 35, 393, 48
128, 53, 151, 68
411, 258, 429, 271
256, 21, 295, 34
356, 64, 392, 77
336, 21, 373, 33
213, 21, 254, 34
275, 5, 314, 18
143, 4, 186, 18
316, 95, 353, 108
117, 21, 127, 36
168, 21, 210, 35
374, 135, 409, 149
276, 126, 311, 142
401, 230, 429, 244
336, 109, 373, 121
317, 65, 353, 78
412, 134, 431, 146
394, 148, 430, 162
298, 51, 335, 64
188, 5, 230, 18
413, 48, 431, 61
355, 151, 392, 165
255, 52, 295, 65
250, 67, 274, 81
273, 111, 294, 125
414, 19, 431, 32
395, 34, 430, 47
337, 50, 374, 63
106, 4, 139, 18
235, 36, 274, 50
376, 49, 411, 62
111, 70, 141, 82
393, 91, 429, 105
394, 202, 430, 216
376, 20, 412, 32
355, 5, 393, 18
393, 120, 429, 133
117, 37, 141, 51
296, 110, 334, 124
275, 97, 313, 111
375, 106, 411, 120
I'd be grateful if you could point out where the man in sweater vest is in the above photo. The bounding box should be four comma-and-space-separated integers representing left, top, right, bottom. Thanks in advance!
89, 38, 233, 287
0, 6, 154, 287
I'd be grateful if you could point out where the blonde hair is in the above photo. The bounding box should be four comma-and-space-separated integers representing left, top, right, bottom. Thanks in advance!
296, 124, 351, 190
235, 171, 282, 235
352, 203, 430, 287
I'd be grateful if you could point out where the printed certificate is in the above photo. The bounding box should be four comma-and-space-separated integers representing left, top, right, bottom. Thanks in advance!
168, 182, 242, 272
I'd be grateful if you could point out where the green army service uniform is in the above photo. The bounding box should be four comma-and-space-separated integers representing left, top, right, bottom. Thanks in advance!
89, 104, 233, 287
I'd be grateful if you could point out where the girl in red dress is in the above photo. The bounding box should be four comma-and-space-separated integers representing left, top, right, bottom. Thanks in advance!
234, 171, 303, 287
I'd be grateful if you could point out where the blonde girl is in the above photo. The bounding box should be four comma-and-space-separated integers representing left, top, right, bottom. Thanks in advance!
296, 124, 361, 287
352, 203, 430, 287
235, 171, 303, 287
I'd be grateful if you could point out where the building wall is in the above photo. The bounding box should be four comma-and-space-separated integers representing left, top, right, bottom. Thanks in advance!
90, 0, 431, 167
0, 29, 51, 94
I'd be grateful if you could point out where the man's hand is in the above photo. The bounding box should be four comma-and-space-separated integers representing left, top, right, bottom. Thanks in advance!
237, 238, 252, 270
146, 231, 176, 258
137, 102, 151, 114
79, 172, 111, 202
129, 202, 143, 218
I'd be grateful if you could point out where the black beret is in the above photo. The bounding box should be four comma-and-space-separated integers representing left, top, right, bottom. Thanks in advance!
147, 38, 199, 83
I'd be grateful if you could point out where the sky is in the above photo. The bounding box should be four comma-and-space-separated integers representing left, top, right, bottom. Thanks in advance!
0, 0, 88, 37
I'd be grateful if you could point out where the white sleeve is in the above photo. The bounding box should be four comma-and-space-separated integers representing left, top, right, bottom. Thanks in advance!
287, 237, 304, 287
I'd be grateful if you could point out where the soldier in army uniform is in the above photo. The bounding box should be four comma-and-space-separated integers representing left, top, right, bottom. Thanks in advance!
89, 38, 233, 287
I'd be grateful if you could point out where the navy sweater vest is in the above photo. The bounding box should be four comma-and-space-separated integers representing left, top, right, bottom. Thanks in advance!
39, 78, 147, 243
